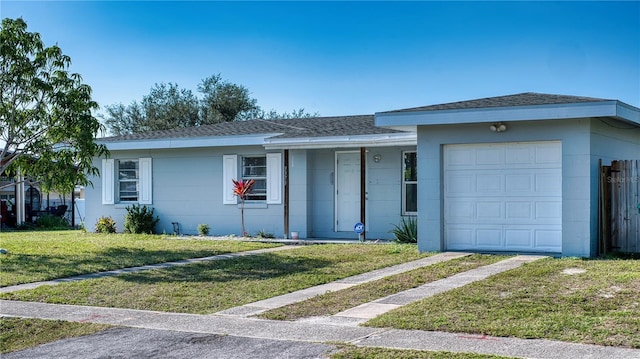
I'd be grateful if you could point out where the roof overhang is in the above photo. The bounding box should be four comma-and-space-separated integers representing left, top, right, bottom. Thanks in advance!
98, 133, 278, 151
375, 100, 640, 128
99, 132, 417, 151
263, 132, 417, 150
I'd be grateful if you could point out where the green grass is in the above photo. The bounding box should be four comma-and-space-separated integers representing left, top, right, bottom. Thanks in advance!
0, 243, 428, 314
0, 231, 279, 287
366, 257, 640, 348
330, 346, 515, 359
0, 317, 110, 354
260, 254, 504, 320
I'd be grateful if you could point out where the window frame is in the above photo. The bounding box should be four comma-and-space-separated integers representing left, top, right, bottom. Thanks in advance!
117, 159, 139, 203
402, 151, 417, 215
241, 155, 267, 202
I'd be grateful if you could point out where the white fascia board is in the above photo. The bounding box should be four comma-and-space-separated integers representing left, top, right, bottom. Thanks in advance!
263, 133, 416, 150
375, 101, 639, 127
616, 101, 640, 126
99, 133, 278, 151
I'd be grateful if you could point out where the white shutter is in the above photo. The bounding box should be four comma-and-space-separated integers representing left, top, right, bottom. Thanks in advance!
139, 157, 153, 204
266, 153, 282, 204
102, 159, 114, 205
222, 155, 238, 204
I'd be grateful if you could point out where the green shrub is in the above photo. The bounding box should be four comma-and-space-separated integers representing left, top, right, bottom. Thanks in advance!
197, 223, 210, 236
35, 215, 69, 229
124, 204, 159, 234
256, 230, 275, 239
94, 216, 116, 233
390, 216, 417, 243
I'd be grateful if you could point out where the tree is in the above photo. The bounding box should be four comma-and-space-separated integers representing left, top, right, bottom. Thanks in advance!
243, 107, 320, 120
101, 102, 146, 137
198, 74, 258, 123
0, 18, 108, 194
101, 74, 319, 135
142, 82, 200, 130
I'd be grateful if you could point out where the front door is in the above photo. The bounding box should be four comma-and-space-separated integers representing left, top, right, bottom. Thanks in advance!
336, 152, 361, 231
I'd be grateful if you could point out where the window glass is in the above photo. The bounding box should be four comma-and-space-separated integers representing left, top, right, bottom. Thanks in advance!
242, 156, 267, 201
402, 151, 417, 214
118, 160, 139, 202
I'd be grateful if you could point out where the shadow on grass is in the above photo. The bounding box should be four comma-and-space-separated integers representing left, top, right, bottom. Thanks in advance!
596, 252, 640, 260
0, 247, 236, 287
116, 253, 333, 284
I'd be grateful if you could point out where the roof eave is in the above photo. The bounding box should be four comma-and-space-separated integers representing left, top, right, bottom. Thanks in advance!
263, 133, 417, 150
375, 101, 640, 128
99, 133, 279, 151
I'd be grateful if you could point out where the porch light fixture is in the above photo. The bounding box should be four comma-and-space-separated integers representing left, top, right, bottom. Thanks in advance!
490, 122, 507, 132
373, 154, 382, 163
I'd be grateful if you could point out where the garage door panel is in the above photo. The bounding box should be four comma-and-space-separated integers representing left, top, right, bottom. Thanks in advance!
506, 202, 532, 219
505, 146, 533, 164
444, 141, 562, 253
447, 175, 475, 194
477, 202, 502, 219
505, 174, 533, 192
447, 148, 476, 166
477, 174, 502, 192
447, 228, 473, 247
504, 229, 532, 247
476, 229, 503, 247
476, 148, 504, 165
446, 200, 474, 220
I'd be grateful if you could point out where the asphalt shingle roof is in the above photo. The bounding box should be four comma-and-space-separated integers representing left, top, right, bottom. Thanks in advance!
99, 115, 407, 142
384, 92, 612, 113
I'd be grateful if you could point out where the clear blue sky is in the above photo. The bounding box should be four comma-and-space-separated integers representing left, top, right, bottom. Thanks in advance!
3, 1, 639, 117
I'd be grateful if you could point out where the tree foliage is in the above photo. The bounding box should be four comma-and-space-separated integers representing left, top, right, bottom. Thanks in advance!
0, 18, 108, 193
102, 74, 318, 136
199, 74, 258, 123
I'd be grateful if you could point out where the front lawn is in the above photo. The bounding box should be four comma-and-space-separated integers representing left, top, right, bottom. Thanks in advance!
366, 257, 640, 348
0, 231, 279, 287
0, 317, 110, 354
0, 243, 428, 314
330, 345, 515, 359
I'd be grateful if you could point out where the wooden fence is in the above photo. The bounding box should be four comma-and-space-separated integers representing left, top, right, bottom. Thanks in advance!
599, 160, 640, 254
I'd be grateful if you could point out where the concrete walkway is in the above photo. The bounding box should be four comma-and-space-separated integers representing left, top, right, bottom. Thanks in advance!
2, 252, 639, 358
2, 300, 638, 358
216, 251, 472, 317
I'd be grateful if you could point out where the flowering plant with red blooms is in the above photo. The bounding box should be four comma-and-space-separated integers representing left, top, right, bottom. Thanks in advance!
232, 179, 255, 236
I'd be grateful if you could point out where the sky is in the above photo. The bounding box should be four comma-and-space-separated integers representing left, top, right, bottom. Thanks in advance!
2, 1, 639, 118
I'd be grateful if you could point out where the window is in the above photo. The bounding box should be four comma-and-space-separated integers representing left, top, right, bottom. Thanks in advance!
402, 151, 417, 214
242, 156, 267, 201
102, 158, 152, 205
222, 153, 281, 205
118, 160, 139, 202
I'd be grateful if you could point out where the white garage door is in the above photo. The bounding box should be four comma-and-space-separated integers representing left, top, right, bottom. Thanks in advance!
444, 141, 562, 253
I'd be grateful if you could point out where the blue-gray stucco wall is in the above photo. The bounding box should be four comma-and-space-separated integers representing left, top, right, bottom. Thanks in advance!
86, 145, 415, 240
415, 118, 640, 257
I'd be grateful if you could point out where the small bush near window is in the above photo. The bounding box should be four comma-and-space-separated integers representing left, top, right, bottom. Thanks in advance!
95, 216, 116, 233
256, 230, 275, 239
35, 215, 69, 230
390, 216, 417, 243
124, 204, 159, 234
197, 224, 210, 236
